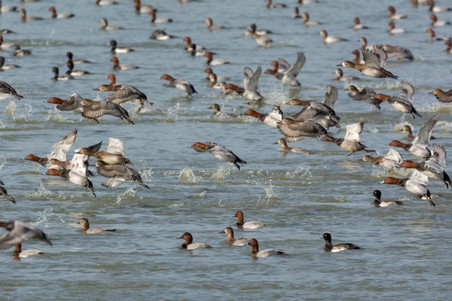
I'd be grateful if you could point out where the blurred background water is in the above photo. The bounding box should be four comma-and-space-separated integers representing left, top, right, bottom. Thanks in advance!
0, 0, 451, 300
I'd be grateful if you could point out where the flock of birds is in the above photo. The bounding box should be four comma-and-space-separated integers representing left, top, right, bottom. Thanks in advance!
0, 0, 451, 261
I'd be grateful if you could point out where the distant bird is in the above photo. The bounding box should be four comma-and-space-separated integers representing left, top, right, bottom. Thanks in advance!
79, 218, 116, 234
372, 190, 404, 207
248, 238, 286, 258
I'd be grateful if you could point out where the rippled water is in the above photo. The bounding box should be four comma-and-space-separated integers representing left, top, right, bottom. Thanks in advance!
1, 0, 451, 300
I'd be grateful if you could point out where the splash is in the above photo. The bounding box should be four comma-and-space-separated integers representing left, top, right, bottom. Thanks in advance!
116, 188, 137, 204
178, 167, 198, 183
0, 155, 5, 169
264, 179, 278, 200
211, 165, 230, 181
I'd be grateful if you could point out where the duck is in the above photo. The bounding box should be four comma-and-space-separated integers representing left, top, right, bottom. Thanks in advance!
401, 144, 451, 188
429, 88, 452, 103
428, 0, 452, 13
66, 51, 92, 65
77, 137, 131, 166
47, 142, 102, 176
323, 233, 360, 252
267, 51, 306, 87
104, 84, 151, 112
24, 129, 78, 170
46, 155, 96, 197
203, 51, 229, 66
190, 142, 246, 170
388, 115, 437, 159
362, 148, 403, 170
179, 232, 212, 250
338, 46, 398, 79
234, 210, 266, 230
100, 18, 123, 30
383, 170, 435, 206
323, 122, 375, 156
12, 45, 32, 57
95, 74, 117, 91
220, 82, 244, 96
248, 239, 285, 258
205, 17, 224, 30
425, 27, 447, 42
79, 218, 116, 234
351, 49, 365, 64
48, 6, 74, 19
0, 180, 15, 203
388, 5, 406, 19
110, 40, 134, 54
430, 14, 450, 27
150, 29, 176, 40
360, 37, 414, 61
134, 0, 153, 14
275, 138, 311, 154
66, 61, 91, 77
96, 0, 118, 5
182, 36, 208, 56
374, 81, 421, 119
160, 74, 197, 97
209, 104, 239, 120
345, 85, 381, 109
0, 220, 52, 248
110, 56, 138, 71
292, 7, 301, 19
149, 9, 172, 24
96, 160, 150, 189
19, 8, 43, 22
388, 20, 406, 35
244, 105, 283, 128
242, 66, 263, 103
278, 118, 331, 142
244, 23, 273, 36
320, 29, 348, 44
0, 80, 23, 100
372, 190, 404, 207
13, 243, 44, 259
301, 12, 321, 25
80, 99, 135, 124
0, 35, 17, 50
52, 66, 73, 81
0, 56, 20, 70
335, 68, 360, 82
445, 37, 452, 53
266, 0, 287, 9
221, 227, 249, 246
252, 33, 273, 48
353, 17, 368, 30
47, 93, 85, 114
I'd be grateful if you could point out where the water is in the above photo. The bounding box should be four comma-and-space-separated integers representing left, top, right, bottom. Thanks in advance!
1, 0, 451, 300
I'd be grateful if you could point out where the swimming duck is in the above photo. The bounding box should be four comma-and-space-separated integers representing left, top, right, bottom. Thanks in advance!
203, 51, 230, 66
335, 68, 360, 82
275, 138, 311, 154
0, 220, 52, 249
66, 61, 91, 77
150, 29, 176, 40
179, 232, 212, 250
149, 9, 172, 24
190, 142, 246, 170
80, 218, 116, 234
210, 104, 239, 120
266, 0, 287, 9
100, 18, 123, 30
110, 56, 138, 70
110, 40, 134, 54
134, 0, 153, 14
52, 66, 73, 81
19, 8, 43, 22
388, 20, 406, 35
0, 56, 20, 70
372, 190, 404, 207
48, 6, 74, 19
323, 233, 360, 252
248, 238, 286, 258
388, 5, 406, 19
234, 210, 266, 230
428, 0, 452, 13
301, 12, 321, 25
221, 227, 249, 246
430, 14, 450, 27
12, 45, 32, 57
13, 243, 45, 259
338, 46, 398, 79
205, 17, 224, 30
320, 29, 348, 44
66, 51, 92, 65
353, 17, 369, 30
383, 170, 435, 206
